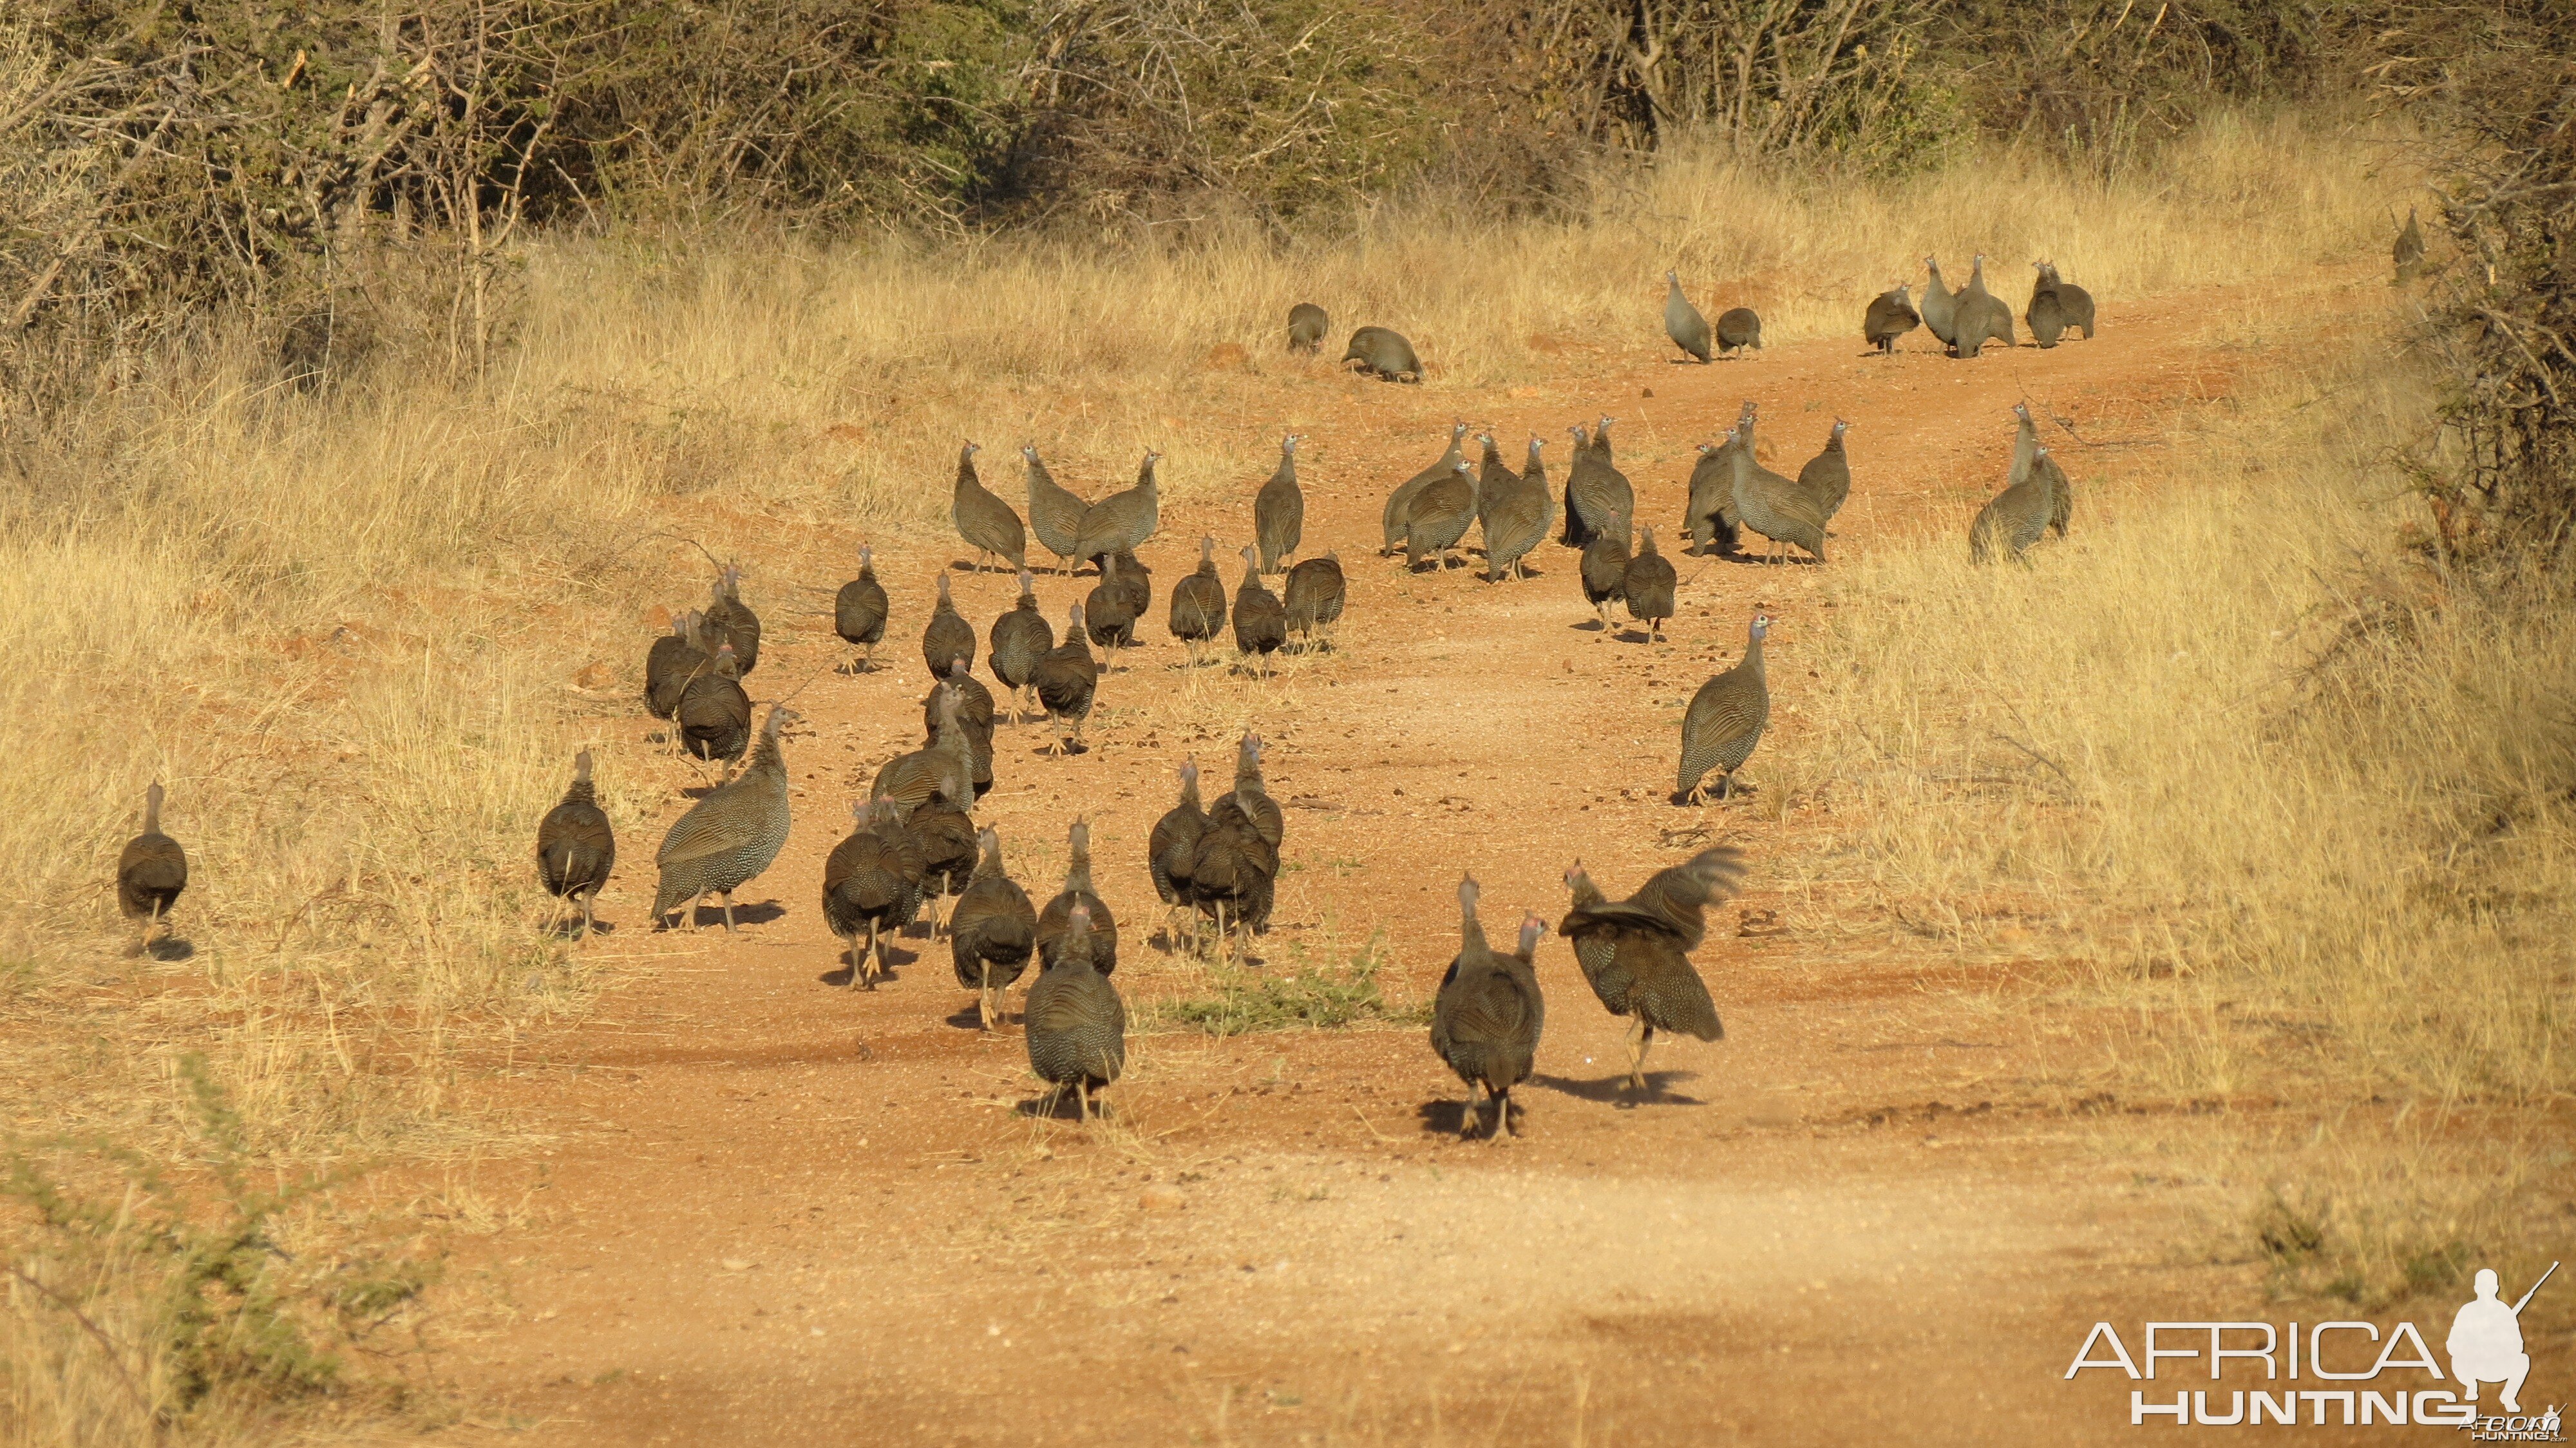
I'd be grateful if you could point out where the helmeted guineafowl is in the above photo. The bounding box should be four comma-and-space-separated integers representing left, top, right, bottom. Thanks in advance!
1406, 459, 1479, 571
1341, 326, 1421, 382
1036, 817, 1118, 975
920, 658, 995, 801
116, 781, 187, 952
1287, 303, 1329, 353
677, 643, 753, 768
706, 565, 761, 676
1714, 307, 1763, 357
1085, 552, 1141, 654
950, 826, 1036, 1030
2392, 208, 2425, 285
1799, 419, 1853, 524
2026, 260, 2096, 345
1622, 525, 1677, 641
876, 681, 976, 821
645, 610, 709, 719
1076, 449, 1162, 566
1021, 444, 1092, 575
1864, 283, 1920, 354
1149, 757, 1210, 947
1169, 535, 1227, 665
922, 573, 975, 679
1727, 417, 1826, 564
1580, 519, 1631, 637
1253, 434, 1305, 575
1283, 551, 1346, 649
1025, 901, 1126, 1119
652, 705, 797, 931
1230, 545, 1286, 674
988, 570, 1052, 723
1664, 271, 1712, 363
1384, 421, 1468, 555
1678, 614, 1770, 803
1971, 442, 2062, 563
1682, 437, 1741, 558
951, 441, 1028, 575
1559, 847, 1745, 1092
1562, 419, 1635, 549
1949, 254, 2016, 357
1186, 738, 1280, 963
823, 797, 924, 988
2009, 400, 2076, 538
1920, 256, 1959, 349
1481, 436, 1554, 582
1032, 602, 1097, 754
834, 544, 889, 674
537, 750, 614, 939
1430, 876, 1545, 1142
909, 797, 979, 939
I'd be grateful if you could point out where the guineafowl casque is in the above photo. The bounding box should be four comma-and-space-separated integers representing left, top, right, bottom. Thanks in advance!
1406, 458, 1479, 571
645, 610, 710, 719
1025, 901, 1126, 1119
921, 658, 995, 801
823, 797, 925, 988
1561, 419, 1635, 549
1076, 449, 1162, 566
1254, 434, 1305, 575
2392, 207, 2425, 285
909, 797, 979, 940
950, 825, 1036, 1030
1341, 326, 1421, 382
1920, 256, 1960, 349
1283, 552, 1346, 650
1084, 552, 1141, 655
1727, 417, 1827, 564
988, 570, 1052, 724
537, 750, 614, 939
922, 573, 975, 680
1798, 419, 1853, 524
1430, 876, 1545, 1143
2028, 260, 2096, 341
1036, 817, 1118, 975
1664, 271, 1712, 363
706, 566, 761, 676
1149, 757, 1209, 948
1231, 545, 1286, 674
1032, 602, 1098, 755
1383, 421, 1468, 556
1622, 525, 1677, 641
1169, 535, 1227, 665
1864, 283, 1920, 354
1678, 613, 1770, 804
874, 682, 975, 821
677, 643, 753, 770
1715, 307, 1763, 357
834, 544, 889, 674
1481, 436, 1555, 582
1287, 302, 1330, 353
652, 705, 798, 931
951, 441, 1028, 575
1948, 254, 2016, 357
116, 781, 187, 952
1559, 847, 1745, 1092
1580, 519, 1631, 636
1021, 444, 1092, 575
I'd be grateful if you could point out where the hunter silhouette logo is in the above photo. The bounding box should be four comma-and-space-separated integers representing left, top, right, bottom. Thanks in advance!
2453, 1263, 2553, 1414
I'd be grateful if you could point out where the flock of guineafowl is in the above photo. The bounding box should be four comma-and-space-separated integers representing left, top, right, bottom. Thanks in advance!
115, 255, 2106, 1136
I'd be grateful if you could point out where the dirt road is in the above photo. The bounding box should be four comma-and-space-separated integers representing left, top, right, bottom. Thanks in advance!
427, 276, 2391, 1445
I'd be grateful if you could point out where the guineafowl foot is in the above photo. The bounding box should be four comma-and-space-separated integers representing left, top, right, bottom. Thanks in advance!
1457, 1096, 1481, 1141
720, 892, 738, 933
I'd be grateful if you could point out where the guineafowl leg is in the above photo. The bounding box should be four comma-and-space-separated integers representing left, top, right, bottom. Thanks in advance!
1624, 1017, 1648, 1092
1458, 1091, 1481, 1141
859, 920, 878, 988
719, 891, 737, 933
1492, 1088, 1514, 1143
578, 893, 596, 941
1638, 1025, 1659, 1094
978, 960, 996, 1031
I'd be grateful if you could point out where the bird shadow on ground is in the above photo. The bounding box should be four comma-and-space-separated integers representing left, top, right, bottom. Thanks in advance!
1532, 1071, 1705, 1107
1571, 619, 1611, 634
1014, 1091, 1108, 1121
946, 560, 1022, 575
540, 919, 616, 940
1028, 741, 1090, 757
676, 900, 786, 930
1667, 784, 1752, 807
1410, 1099, 1525, 1138
947, 1004, 1020, 1032
140, 937, 196, 962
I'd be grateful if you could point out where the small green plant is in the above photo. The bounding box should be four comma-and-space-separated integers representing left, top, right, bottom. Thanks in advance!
3, 1054, 435, 1418
1151, 931, 1424, 1035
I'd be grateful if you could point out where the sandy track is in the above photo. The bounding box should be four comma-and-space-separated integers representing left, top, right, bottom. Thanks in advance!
426, 278, 2379, 1445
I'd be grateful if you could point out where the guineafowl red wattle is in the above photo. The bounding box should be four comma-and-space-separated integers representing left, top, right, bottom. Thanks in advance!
950, 826, 1036, 1030
1025, 901, 1126, 1120
652, 705, 798, 932
1430, 875, 1545, 1143
536, 750, 614, 939
116, 781, 188, 952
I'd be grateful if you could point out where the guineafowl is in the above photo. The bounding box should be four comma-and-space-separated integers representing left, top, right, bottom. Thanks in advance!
988, 570, 1052, 723
1076, 450, 1162, 566
645, 611, 710, 719
1254, 434, 1305, 575
1169, 535, 1227, 665
1022, 444, 1092, 575
1561, 420, 1635, 549
909, 798, 979, 940
2392, 208, 2425, 285
1559, 848, 1745, 1092
1209, 730, 1285, 862
1949, 254, 2015, 357
1384, 421, 1468, 555
1470, 432, 1515, 544
1106, 549, 1150, 622
1622, 525, 1677, 641
1187, 760, 1280, 964
835, 544, 889, 674
1727, 418, 1826, 564
1580, 520, 1631, 636
1971, 443, 2062, 563
874, 682, 975, 821
1283, 552, 1346, 649
1032, 602, 1098, 754
1682, 437, 1742, 558
1430, 875, 1544, 1142
1149, 757, 1210, 947
923, 574, 975, 679
706, 566, 761, 676
1678, 614, 1770, 803
1406, 459, 1479, 571
2029, 261, 2096, 340
1025, 902, 1126, 1119
823, 797, 925, 988
1341, 326, 1420, 382
950, 826, 1036, 1030
652, 705, 798, 931
2010, 400, 2076, 538
536, 750, 614, 939
1287, 302, 1330, 353
1036, 817, 1118, 975
1481, 437, 1554, 582
921, 658, 996, 800
1920, 256, 1960, 348
1714, 307, 1763, 357
1231, 546, 1287, 674
1864, 283, 1920, 354
1085, 552, 1141, 654
116, 781, 187, 951
1799, 419, 1853, 524
677, 643, 753, 769
951, 441, 1028, 574
1664, 271, 1712, 363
